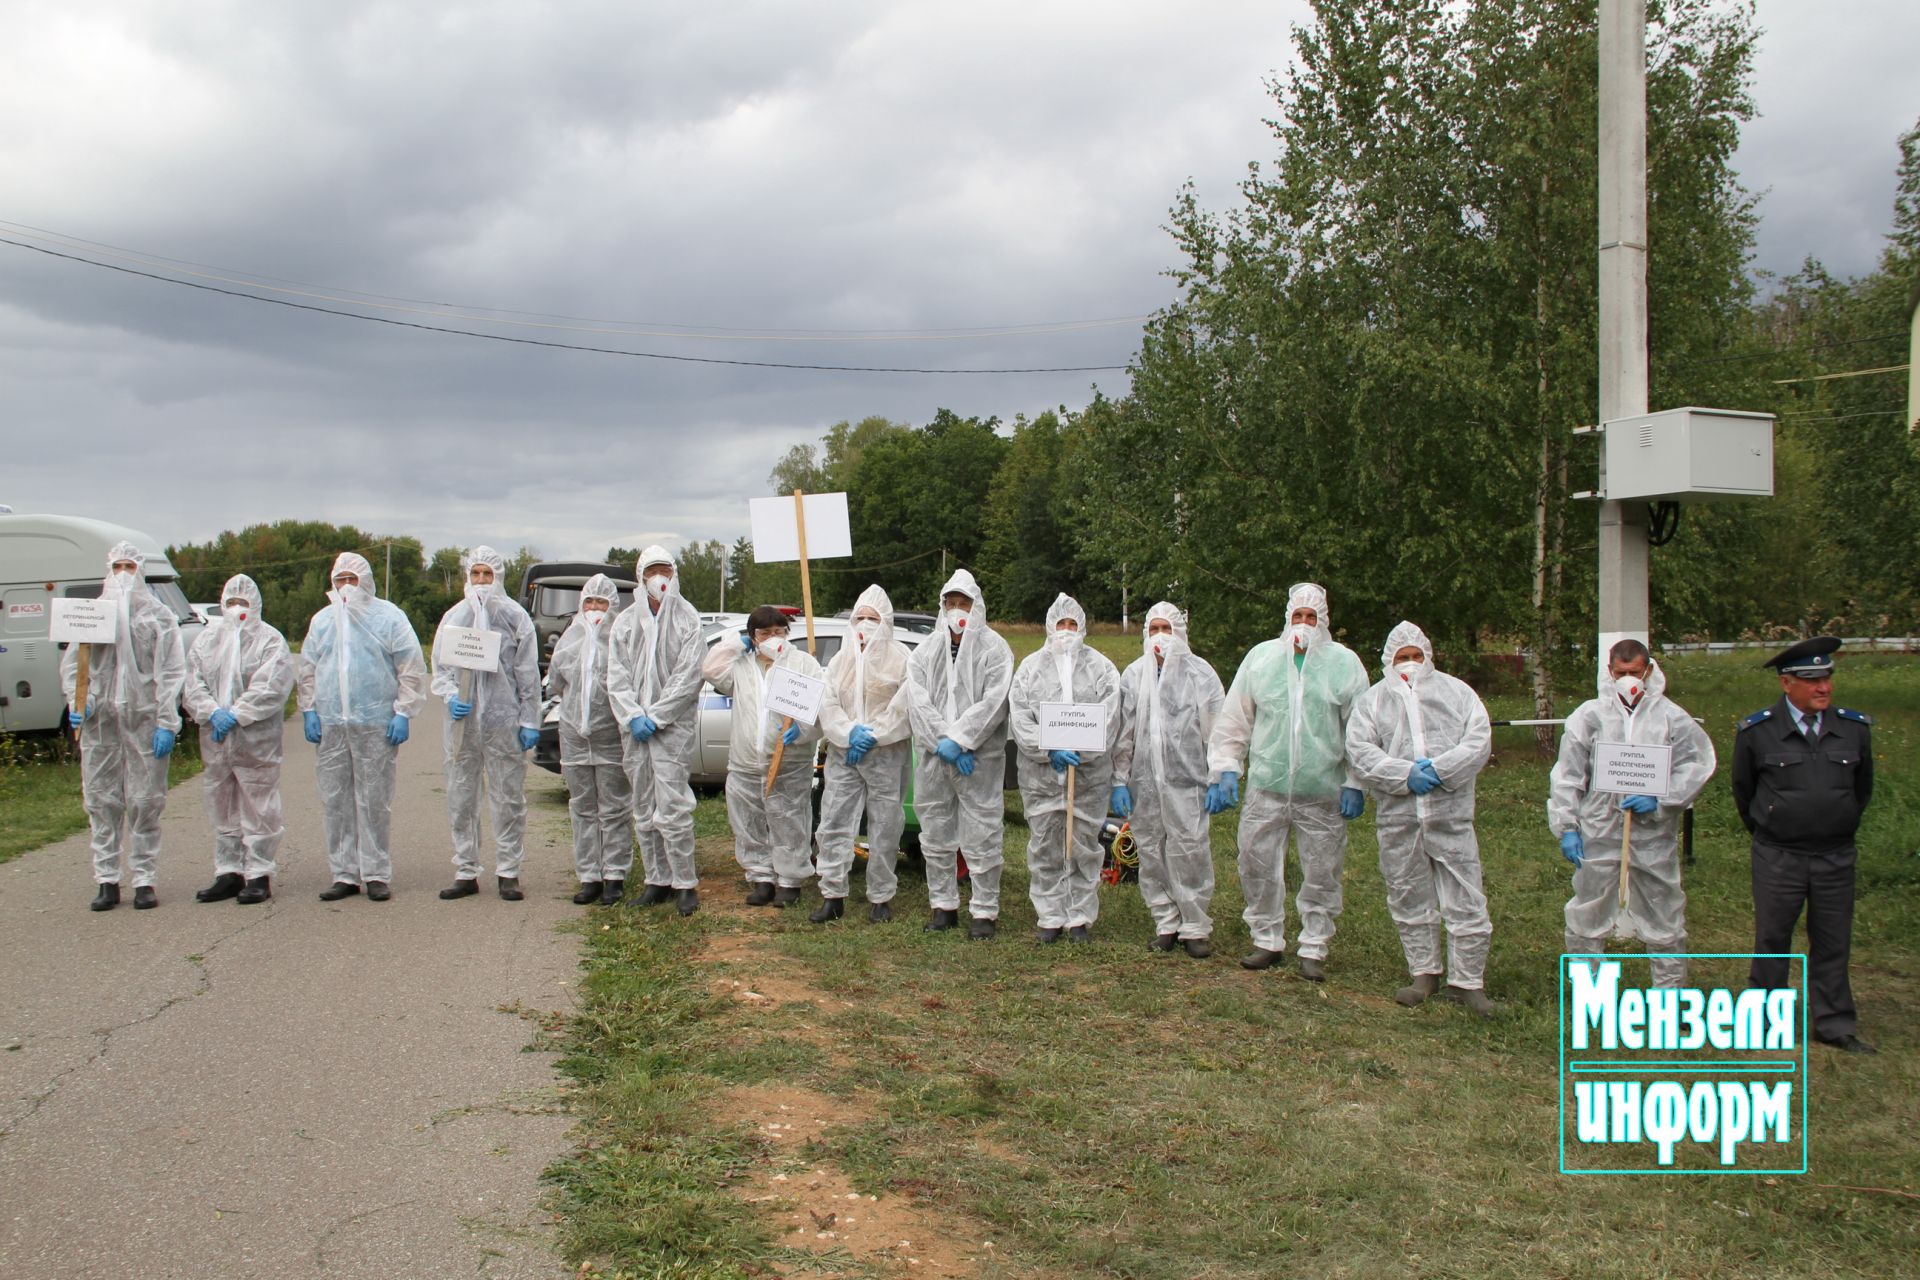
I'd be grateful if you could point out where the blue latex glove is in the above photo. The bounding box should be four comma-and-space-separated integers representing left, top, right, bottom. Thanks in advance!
517, 727, 540, 752
740, 631, 755, 653
153, 728, 176, 758
1620, 794, 1658, 815
849, 725, 877, 753
303, 711, 323, 743
1339, 787, 1365, 820
955, 750, 976, 776
386, 714, 410, 746
68, 703, 92, 728
448, 697, 472, 721
209, 708, 239, 741
1560, 830, 1585, 866
782, 722, 801, 746
1048, 750, 1081, 773
935, 737, 964, 764
845, 745, 867, 765
1419, 760, 1442, 786
1207, 771, 1240, 814
628, 715, 655, 741
1111, 784, 1133, 818
1407, 764, 1437, 795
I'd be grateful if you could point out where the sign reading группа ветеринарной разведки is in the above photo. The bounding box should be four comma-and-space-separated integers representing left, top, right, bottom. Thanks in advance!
1559, 954, 1808, 1174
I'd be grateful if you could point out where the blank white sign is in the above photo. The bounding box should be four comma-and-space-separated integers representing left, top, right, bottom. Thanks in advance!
750, 492, 853, 563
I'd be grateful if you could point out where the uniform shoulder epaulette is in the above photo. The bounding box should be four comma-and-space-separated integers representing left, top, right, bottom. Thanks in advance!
1836, 707, 1873, 726
1737, 707, 1772, 731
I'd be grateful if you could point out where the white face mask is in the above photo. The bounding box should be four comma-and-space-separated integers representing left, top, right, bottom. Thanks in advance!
580, 607, 607, 627
224, 603, 252, 624
757, 637, 788, 662
1393, 659, 1423, 682
1147, 632, 1171, 659
1614, 675, 1646, 707
1050, 628, 1083, 652
645, 573, 669, 602
1288, 623, 1314, 650
853, 618, 879, 646
946, 608, 970, 634
111, 569, 137, 589
466, 582, 497, 605
330, 584, 366, 608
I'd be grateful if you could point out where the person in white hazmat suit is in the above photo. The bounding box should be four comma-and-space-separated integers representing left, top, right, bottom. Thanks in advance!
812, 584, 913, 924
1549, 638, 1716, 989
701, 605, 824, 906
1010, 594, 1121, 944
607, 546, 707, 916
60, 540, 187, 911
1207, 582, 1370, 980
430, 546, 542, 901
183, 575, 295, 906
1110, 602, 1225, 958
1346, 622, 1496, 1015
906, 569, 1015, 937
546, 574, 634, 905
297, 551, 430, 902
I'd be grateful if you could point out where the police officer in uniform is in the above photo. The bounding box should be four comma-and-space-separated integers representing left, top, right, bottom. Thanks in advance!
1731, 637, 1876, 1054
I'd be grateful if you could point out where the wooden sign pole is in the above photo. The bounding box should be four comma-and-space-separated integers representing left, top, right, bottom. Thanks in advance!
72, 645, 92, 730
1064, 764, 1077, 860
1617, 809, 1634, 909
763, 490, 815, 795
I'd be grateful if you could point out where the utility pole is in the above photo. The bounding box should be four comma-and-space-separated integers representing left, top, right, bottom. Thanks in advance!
1596, 0, 1650, 666
719, 544, 729, 613
384, 541, 392, 597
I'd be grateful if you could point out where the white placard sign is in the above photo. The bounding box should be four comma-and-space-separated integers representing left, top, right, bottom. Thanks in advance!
1038, 702, 1108, 753
49, 598, 117, 643
1592, 742, 1673, 797
437, 625, 502, 673
764, 666, 827, 726
749, 492, 853, 563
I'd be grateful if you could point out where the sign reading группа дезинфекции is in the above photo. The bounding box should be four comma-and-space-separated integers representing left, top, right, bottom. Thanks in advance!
1559, 955, 1807, 1175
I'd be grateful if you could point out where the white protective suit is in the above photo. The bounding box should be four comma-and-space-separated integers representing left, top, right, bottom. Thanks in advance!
906, 569, 1016, 921
182, 575, 295, 880
1112, 603, 1226, 942
1549, 657, 1716, 988
1346, 622, 1494, 989
1207, 583, 1370, 960
702, 630, 825, 888
814, 585, 913, 904
606, 547, 707, 891
60, 540, 187, 888
430, 546, 542, 882
1010, 594, 1122, 931
547, 574, 634, 885
296, 552, 430, 888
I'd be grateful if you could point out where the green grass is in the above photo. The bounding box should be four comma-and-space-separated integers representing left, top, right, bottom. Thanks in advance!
549, 651, 1918, 1278
0, 730, 206, 866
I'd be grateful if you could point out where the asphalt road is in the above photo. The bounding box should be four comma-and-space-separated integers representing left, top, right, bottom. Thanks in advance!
0, 717, 581, 1279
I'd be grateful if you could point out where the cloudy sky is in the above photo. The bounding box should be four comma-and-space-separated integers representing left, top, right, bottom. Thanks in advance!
3, 1, 1914, 568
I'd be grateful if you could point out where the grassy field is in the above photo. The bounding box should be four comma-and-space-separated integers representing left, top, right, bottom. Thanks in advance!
0, 729, 206, 867
547, 649, 1919, 1279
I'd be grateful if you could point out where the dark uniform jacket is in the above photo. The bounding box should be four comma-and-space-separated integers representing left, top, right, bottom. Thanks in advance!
1730, 697, 1873, 853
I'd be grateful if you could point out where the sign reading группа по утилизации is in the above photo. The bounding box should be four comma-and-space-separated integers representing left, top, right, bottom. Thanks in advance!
1559, 955, 1808, 1175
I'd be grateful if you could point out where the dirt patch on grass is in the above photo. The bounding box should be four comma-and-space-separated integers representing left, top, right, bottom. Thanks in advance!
729, 1084, 989, 1278
701, 931, 824, 1010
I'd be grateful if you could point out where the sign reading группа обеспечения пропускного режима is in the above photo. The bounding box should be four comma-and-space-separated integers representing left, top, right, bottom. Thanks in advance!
1559, 955, 1807, 1175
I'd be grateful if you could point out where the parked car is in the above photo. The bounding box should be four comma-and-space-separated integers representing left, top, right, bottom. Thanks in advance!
190, 602, 220, 625
0, 513, 206, 733
517, 561, 637, 673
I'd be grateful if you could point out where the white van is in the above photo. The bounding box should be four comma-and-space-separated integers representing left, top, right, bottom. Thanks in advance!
0, 513, 205, 733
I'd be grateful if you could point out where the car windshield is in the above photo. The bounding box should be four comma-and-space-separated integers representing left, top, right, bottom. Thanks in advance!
537, 584, 635, 618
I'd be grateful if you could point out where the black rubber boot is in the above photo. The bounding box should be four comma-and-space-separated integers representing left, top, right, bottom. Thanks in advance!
772, 886, 802, 908
319, 881, 361, 901
1034, 926, 1063, 944
1239, 947, 1283, 971
869, 902, 892, 923
676, 888, 699, 916
133, 886, 158, 910
744, 882, 775, 906
439, 879, 479, 900
497, 877, 524, 901
636, 884, 673, 906
366, 881, 390, 902
90, 884, 120, 912
968, 917, 997, 940
809, 897, 845, 923
236, 877, 272, 905
923, 908, 959, 932
1396, 974, 1441, 1007
1148, 933, 1178, 952
1067, 924, 1091, 944
1182, 938, 1213, 960
598, 879, 625, 906
196, 873, 244, 903
572, 881, 603, 905
1298, 957, 1327, 982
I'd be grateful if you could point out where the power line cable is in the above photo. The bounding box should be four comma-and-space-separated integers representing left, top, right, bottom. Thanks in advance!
0, 237, 1130, 375
0, 219, 1149, 342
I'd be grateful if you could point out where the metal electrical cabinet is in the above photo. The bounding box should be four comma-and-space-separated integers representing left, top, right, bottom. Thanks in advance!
1600, 406, 1774, 502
